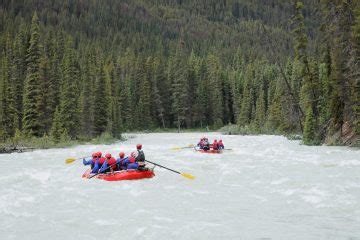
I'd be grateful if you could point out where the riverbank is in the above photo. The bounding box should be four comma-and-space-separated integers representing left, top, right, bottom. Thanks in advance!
0, 132, 122, 154
218, 124, 359, 147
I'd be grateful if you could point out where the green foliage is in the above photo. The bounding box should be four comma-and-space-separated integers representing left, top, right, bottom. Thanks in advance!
50, 107, 63, 143
0, 0, 358, 147
303, 106, 320, 145
22, 12, 42, 137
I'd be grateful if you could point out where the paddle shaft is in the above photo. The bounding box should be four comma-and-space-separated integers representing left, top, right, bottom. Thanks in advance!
145, 160, 180, 174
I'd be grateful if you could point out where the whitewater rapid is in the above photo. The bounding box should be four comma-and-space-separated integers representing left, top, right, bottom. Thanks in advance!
0, 133, 359, 240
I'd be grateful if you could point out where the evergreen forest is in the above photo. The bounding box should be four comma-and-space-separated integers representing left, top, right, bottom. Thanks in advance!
0, 0, 359, 146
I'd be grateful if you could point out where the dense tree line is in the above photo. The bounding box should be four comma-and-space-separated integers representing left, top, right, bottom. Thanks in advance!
0, 0, 359, 146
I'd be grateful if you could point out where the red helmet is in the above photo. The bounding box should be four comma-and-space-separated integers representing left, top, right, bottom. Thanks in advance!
219, 139, 222, 142
214, 139, 217, 142
92, 153, 97, 158
136, 144, 142, 150
97, 152, 102, 157
119, 152, 125, 158
105, 153, 111, 159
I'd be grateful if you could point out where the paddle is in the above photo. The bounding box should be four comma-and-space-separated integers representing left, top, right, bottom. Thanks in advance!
145, 160, 195, 180
171, 144, 195, 151
65, 156, 91, 164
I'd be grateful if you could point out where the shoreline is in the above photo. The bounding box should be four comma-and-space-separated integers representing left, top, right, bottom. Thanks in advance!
0, 135, 123, 154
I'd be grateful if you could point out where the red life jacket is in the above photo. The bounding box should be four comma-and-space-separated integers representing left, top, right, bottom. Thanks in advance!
129, 156, 136, 163
212, 141, 218, 150
107, 157, 116, 170
99, 157, 106, 165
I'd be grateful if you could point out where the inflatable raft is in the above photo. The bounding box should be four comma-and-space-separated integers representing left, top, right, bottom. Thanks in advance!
194, 147, 223, 154
82, 169, 155, 181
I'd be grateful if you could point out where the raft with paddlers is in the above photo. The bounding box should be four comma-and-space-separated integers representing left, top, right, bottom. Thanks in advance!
82, 168, 155, 181
65, 143, 195, 181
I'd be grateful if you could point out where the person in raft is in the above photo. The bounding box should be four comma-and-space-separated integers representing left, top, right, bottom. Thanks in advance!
116, 151, 128, 170
99, 153, 117, 173
197, 138, 204, 149
119, 144, 146, 170
218, 139, 224, 150
83, 152, 101, 173
203, 138, 210, 151
135, 144, 146, 169
212, 139, 219, 150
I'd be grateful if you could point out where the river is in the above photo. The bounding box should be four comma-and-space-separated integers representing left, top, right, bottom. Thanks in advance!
0, 133, 359, 240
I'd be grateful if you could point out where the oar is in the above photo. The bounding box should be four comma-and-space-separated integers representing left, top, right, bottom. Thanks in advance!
145, 160, 195, 180
171, 144, 195, 150
65, 156, 91, 164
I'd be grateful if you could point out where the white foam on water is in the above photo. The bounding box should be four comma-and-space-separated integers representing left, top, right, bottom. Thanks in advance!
0, 132, 359, 240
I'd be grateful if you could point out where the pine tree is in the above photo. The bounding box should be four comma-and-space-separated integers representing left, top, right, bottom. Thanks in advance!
254, 87, 266, 132
22, 12, 42, 136
37, 54, 52, 135
58, 39, 80, 139
137, 57, 152, 129
169, 43, 189, 131
206, 54, 223, 128
93, 64, 109, 135
303, 105, 319, 145
11, 26, 28, 130
238, 65, 254, 126
1, 35, 17, 138
79, 48, 96, 138
50, 106, 63, 143
152, 58, 167, 128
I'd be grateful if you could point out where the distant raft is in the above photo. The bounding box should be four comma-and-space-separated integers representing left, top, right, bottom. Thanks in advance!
194, 147, 223, 154
82, 169, 155, 181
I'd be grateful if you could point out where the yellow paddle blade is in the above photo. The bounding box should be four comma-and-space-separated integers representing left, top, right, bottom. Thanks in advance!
181, 173, 195, 180
171, 147, 182, 151
65, 158, 77, 164
171, 144, 195, 150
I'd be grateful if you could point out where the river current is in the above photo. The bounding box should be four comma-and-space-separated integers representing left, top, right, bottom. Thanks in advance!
0, 133, 359, 240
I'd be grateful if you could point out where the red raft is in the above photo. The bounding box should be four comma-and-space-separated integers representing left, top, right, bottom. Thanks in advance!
82, 169, 155, 181
194, 148, 223, 154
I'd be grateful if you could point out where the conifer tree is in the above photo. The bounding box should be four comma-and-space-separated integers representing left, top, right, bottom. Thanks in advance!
93, 64, 109, 135
22, 12, 42, 136
238, 65, 254, 126
152, 58, 167, 128
169, 43, 189, 131
254, 88, 266, 131
50, 107, 63, 143
137, 57, 152, 129
58, 39, 80, 139
11, 27, 28, 130
303, 105, 318, 145
206, 54, 223, 127
79, 49, 96, 138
